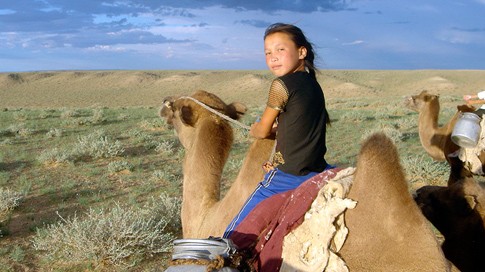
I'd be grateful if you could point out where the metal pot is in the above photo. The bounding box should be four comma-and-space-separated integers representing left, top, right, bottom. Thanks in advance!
451, 112, 482, 148
164, 238, 240, 272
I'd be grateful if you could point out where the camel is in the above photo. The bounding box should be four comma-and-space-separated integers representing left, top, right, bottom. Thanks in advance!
404, 90, 462, 161
337, 133, 448, 271
159, 90, 275, 238
414, 177, 485, 272
160, 90, 450, 271
405, 91, 485, 271
405, 90, 481, 183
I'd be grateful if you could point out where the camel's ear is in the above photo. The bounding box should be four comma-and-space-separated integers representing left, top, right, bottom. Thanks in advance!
179, 105, 198, 126
424, 94, 437, 102
226, 102, 247, 120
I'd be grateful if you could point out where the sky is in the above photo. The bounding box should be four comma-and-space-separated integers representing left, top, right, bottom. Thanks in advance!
1, 0, 484, 72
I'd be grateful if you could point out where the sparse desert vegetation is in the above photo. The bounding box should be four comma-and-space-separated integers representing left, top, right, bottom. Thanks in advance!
0, 70, 484, 271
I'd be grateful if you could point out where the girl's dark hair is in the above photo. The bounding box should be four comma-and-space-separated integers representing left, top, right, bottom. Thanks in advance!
264, 23, 330, 125
264, 23, 318, 80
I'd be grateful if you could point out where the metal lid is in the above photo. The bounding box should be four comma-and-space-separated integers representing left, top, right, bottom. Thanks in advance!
172, 237, 238, 261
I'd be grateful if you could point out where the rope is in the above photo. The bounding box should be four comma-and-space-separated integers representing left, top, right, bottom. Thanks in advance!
176, 95, 276, 163
178, 96, 251, 130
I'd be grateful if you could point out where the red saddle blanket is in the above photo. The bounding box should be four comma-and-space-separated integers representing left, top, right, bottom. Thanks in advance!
230, 168, 342, 271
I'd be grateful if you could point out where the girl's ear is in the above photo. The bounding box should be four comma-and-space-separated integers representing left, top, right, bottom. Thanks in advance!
298, 47, 307, 59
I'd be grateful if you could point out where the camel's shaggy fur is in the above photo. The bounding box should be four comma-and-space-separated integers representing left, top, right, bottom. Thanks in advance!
338, 133, 449, 271
161, 91, 449, 270
414, 177, 485, 272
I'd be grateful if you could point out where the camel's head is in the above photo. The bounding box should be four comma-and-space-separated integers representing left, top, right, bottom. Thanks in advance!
404, 90, 438, 112
159, 90, 247, 147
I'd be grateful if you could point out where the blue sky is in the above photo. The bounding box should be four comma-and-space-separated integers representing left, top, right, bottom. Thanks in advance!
1, 0, 484, 72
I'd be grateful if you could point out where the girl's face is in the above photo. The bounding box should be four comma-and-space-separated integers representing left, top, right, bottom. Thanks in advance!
264, 32, 307, 77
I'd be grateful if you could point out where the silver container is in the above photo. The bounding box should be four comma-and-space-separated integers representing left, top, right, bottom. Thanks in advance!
451, 112, 482, 148
171, 238, 237, 260
165, 238, 240, 272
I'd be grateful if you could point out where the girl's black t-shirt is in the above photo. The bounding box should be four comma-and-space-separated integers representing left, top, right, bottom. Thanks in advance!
268, 71, 328, 176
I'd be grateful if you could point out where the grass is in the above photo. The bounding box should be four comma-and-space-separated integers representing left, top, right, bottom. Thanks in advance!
0, 106, 184, 271
0, 70, 480, 271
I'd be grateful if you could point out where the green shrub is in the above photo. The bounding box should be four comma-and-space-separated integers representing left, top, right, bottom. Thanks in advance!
60, 109, 81, 119
17, 127, 34, 137
151, 170, 179, 184
0, 188, 23, 226
117, 113, 129, 121
74, 130, 124, 159
0, 139, 14, 146
32, 197, 179, 267
9, 245, 25, 262
12, 112, 28, 121
45, 128, 63, 138
108, 160, 134, 174
138, 119, 168, 130
7, 73, 23, 82
38, 148, 73, 164
143, 193, 181, 234
128, 129, 159, 150
401, 155, 448, 185
90, 109, 106, 124
155, 140, 175, 155
7, 123, 25, 135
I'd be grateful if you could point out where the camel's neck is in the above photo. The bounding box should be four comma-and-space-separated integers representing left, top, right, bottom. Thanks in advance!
418, 99, 448, 161
181, 119, 232, 231
224, 139, 274, 198
419, 100, 440, 131
192, 137, 274, 237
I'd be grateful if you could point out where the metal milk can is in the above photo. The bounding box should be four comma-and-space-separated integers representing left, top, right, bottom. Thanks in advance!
451, 112, 482, 148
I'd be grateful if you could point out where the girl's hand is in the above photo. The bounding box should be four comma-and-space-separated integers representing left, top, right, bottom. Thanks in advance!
464, 94, 472, 101
250, 107, 279, 139
262, 161, 275, 173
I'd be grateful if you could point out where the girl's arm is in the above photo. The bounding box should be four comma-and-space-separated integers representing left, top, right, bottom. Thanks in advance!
464, 94, 478, 101
466, 99, 485, 106
250, 107, 279, 139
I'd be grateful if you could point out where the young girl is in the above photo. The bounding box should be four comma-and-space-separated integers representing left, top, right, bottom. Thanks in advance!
224, 23, 332, 238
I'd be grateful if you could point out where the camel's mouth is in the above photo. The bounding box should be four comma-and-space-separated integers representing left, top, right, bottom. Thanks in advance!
163, 99, 172, 109
404, 96, 418, 111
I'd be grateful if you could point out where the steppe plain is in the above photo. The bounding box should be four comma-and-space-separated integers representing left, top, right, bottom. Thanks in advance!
2, 70, 485, 109
1, 69, 485, 271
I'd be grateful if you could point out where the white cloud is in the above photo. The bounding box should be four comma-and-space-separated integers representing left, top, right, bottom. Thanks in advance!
86, 45, 127, 52
437, 28, 485, 45
0, 9, 16, 15
342, 40, 364, 46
